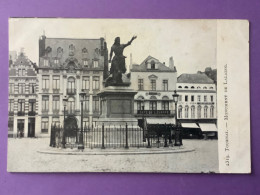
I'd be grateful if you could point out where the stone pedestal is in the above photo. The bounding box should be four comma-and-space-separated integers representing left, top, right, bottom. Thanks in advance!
97, 85, 138, 127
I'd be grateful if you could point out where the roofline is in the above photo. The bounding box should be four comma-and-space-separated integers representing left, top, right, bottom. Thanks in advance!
45, 37, 104, 41
177, 82, 215, 84
131, 69, 177, 73
139, 55, 161, 66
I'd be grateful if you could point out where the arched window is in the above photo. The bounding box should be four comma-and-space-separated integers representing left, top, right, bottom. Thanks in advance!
203, 86, 207, 89
149, 96, 157, 110
137, 96, 144, 111
184, 86, 188, 89
191, 86, 195, 89
162, 96, 169, 110
185, 106, 189, 118
197, 105, 201, 118
197, 86, 201, 89
204, 106, 208, 118
67, 77, 75, 94
68, 97, 75, 114
210, 106, 214, 118
178, 86, 182, 89
210, 87, 214, 89
191, 106, 195, 118
178, 106, 182, 119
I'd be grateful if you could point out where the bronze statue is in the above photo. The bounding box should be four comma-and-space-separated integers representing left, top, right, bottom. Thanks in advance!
108, 36, 137, 84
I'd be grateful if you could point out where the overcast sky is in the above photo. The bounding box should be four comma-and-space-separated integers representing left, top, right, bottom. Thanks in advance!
9, 18, 217, 75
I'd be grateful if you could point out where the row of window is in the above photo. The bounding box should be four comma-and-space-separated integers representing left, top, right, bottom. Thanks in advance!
178, 86, 214, 90
179, 95, 214, 102
137, 101, 169, 111
41, 96, 99, 113
9, 83, 36, 94
43, 59, 99, 68
42, 76, 100, 90
138, 79, 168, 91
8, 99, 36, 112
178, 105, 214, 119
41, 117, 90, 133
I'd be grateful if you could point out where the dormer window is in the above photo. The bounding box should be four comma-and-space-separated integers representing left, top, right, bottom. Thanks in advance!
151, 60, 155, 69
83, 60, 89, 67
43, 59, 48, 67
93, 60, 98, 68
82, 48, 88, 54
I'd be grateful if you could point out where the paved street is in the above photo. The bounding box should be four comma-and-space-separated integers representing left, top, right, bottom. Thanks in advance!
7, 138, 218, 173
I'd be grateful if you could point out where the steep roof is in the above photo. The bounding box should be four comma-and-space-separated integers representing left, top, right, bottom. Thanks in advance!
177, 73, 214, 84
39, 36, 106, 69
9, 53, 37, 76
131, 56, 176, 72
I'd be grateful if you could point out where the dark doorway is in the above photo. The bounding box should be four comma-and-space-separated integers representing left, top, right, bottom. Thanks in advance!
17, 119, 24, 138
28, 118, 35, 137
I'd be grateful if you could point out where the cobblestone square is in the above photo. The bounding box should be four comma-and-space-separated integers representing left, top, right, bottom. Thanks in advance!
8, 138, 218, 173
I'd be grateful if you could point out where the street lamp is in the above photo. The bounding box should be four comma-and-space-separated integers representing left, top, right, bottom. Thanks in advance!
62, 96, 68, 148
78, 90, 86, 150
172, 90, 182, 146
141, 98, 146, 142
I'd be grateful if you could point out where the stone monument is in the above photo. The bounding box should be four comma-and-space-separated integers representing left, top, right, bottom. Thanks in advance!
97, 36, 138, 127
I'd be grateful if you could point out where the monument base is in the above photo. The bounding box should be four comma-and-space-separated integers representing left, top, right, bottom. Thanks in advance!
97, 85, 138, 127
96, 117, 138, 127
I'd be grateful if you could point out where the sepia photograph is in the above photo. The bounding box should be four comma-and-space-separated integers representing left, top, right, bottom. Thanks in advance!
7, 18, 249, 173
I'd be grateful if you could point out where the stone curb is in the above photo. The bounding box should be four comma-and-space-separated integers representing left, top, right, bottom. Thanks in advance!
37, 147, 195, 155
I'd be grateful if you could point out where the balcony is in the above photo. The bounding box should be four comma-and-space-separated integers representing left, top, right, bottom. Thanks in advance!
53, 110, 60, 115
17, 111, 25, 116
8, 111, 14, 116
135, 110, 175, 117
67, 89, 76, 95
42, 110, 49, 115
67, 109, 80, 116
53, 89, 60, 94
42, 89, 49, 93
28, 111, 36, 116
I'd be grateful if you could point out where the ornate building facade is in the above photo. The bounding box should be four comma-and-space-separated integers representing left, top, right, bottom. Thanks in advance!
131, 56, 177, 124
8, 52, 38, 137
37, 35, 108, 137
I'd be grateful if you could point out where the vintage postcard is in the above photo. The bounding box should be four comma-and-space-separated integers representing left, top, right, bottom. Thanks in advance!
7, 18, 250, 173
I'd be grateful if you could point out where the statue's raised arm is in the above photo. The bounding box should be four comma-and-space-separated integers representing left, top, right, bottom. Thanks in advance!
124, 35, 137, 48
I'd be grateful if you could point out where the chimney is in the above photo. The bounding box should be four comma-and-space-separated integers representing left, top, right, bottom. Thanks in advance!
169, 56, 174, 69
130, 53, 133, 71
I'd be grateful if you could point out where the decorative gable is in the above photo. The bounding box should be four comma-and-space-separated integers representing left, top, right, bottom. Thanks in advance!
148, 74, 158, 80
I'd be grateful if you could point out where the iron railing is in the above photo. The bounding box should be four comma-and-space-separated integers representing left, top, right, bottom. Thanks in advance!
50, 123, 183, 149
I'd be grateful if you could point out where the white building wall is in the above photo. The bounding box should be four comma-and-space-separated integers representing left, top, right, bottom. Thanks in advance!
177, 82, 217, 120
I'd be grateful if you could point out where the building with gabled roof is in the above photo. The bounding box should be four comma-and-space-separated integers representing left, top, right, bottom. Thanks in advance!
130, 56, 177, 125
8, 51, 38, 137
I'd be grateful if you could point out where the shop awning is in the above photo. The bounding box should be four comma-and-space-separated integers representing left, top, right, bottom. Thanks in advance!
146, 118, 174, 124
181, 123, 199, 128
199, 123, 218, 132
